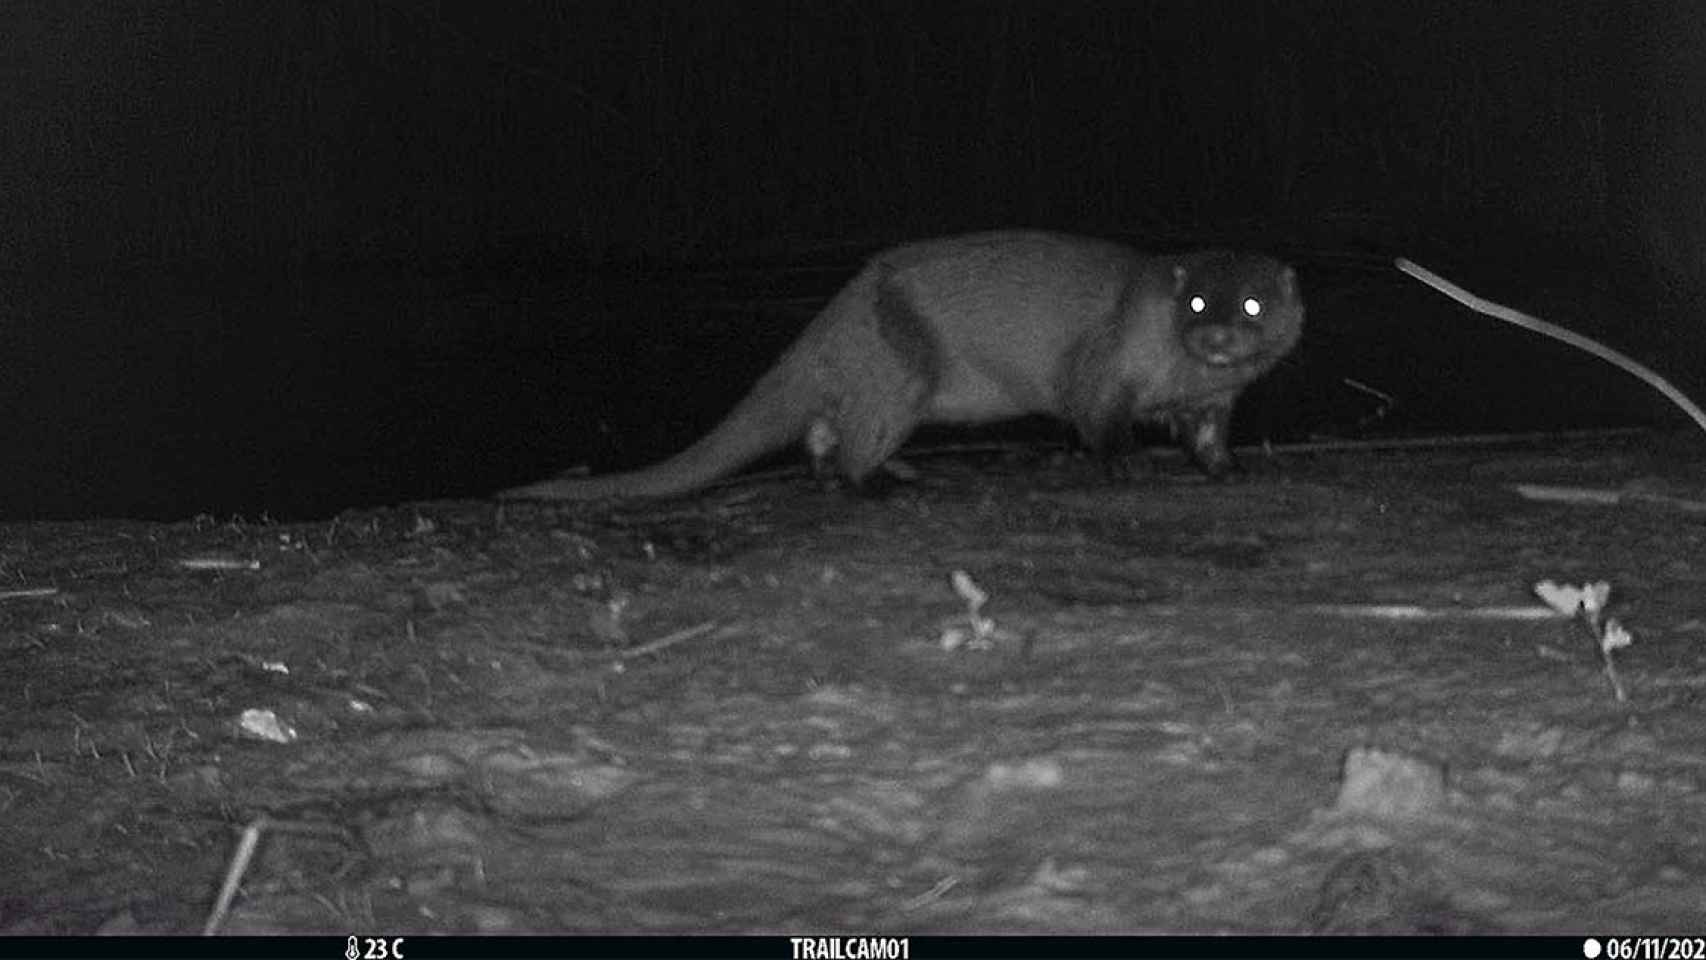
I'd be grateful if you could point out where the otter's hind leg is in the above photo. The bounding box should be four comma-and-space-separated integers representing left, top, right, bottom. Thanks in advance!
807, 275, 942, 489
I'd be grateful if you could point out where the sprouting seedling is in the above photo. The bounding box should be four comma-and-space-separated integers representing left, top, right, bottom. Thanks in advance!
1534, 580, 1602, 624
941, 569, 996, 651
1534, 579, 1634, 702
1596, 616, 1633, 704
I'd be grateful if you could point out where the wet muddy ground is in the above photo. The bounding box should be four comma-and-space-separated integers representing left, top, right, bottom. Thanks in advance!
2, 432, 1703, 935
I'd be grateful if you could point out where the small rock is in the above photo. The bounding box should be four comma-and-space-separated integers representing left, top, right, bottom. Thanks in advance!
1333, 746, 1447, 821
985, 758, 1064, 790
1492, 724, 1565, 760
1616, 770, 1656, 795
1307, 848, 1484, 934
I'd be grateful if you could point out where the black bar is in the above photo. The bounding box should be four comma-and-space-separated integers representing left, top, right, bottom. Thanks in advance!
0, 934, 1625, 960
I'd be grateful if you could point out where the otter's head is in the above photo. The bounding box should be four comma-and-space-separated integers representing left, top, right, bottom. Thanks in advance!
1172, 252, 1304, 372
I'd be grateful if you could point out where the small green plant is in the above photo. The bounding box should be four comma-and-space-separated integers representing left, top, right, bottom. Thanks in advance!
941, 569, 996, 652
1534, 579, 1634, 702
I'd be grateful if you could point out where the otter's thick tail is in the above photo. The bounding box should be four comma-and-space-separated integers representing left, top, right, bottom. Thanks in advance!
498, 351, 821, 501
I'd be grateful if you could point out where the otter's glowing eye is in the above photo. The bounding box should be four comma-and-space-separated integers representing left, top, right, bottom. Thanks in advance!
1242, 297, 1262, 318
1189, 295, 1207, 313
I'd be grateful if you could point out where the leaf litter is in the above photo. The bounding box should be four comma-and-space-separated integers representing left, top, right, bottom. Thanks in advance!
2, 434, 1705, 934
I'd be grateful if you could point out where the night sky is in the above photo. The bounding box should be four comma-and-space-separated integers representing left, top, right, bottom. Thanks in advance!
2, 0, 1701, 521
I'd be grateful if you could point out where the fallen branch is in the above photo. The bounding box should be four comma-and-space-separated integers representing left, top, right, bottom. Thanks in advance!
1511, 483, 1706, 514
616, 620, 729, 660
1396, 258, 1706, 441
1302, 603, 1560, 621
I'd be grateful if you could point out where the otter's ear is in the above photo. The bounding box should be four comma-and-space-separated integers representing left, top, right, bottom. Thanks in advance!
1173, 265, 1188, 295
1279, 266, 1298, 300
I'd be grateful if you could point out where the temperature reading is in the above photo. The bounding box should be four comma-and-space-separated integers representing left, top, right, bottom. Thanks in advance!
346, 935, 406, 960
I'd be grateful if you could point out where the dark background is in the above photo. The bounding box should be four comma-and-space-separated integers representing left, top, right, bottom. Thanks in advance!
3, 0, 1702, 521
